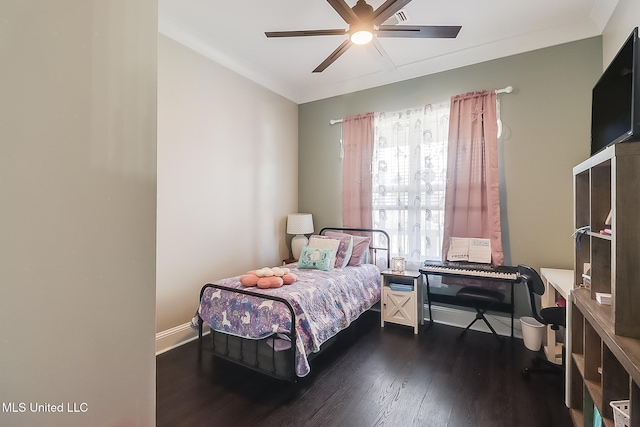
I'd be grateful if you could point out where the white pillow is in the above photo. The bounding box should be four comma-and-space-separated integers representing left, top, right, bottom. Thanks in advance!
308, 235, 340, 269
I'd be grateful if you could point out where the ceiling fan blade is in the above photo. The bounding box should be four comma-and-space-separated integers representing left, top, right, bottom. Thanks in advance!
265, 29, 347, 38
368, 37, 396, 72
327, 0, 359, 24
376, 25, 462, 38
371, 0, 413, 26
313, 39, 352, 73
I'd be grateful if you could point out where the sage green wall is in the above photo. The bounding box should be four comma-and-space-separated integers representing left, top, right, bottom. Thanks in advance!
299, 37, 601, 276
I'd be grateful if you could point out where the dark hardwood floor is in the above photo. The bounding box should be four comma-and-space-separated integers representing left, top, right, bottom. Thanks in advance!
157, 312, 572, 427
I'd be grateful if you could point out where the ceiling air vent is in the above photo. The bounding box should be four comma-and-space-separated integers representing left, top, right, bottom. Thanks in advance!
382, 9, 409, 25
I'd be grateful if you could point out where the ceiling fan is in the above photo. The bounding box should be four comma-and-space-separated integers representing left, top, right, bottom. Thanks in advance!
265, 0, 461, 73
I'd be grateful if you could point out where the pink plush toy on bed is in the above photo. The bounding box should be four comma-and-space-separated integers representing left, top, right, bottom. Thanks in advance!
239, 267, 298, 289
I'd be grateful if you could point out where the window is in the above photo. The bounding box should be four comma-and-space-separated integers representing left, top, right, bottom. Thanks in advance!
372, 102, 450, 268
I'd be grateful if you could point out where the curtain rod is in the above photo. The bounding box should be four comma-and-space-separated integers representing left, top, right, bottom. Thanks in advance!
329, 85, 513, 125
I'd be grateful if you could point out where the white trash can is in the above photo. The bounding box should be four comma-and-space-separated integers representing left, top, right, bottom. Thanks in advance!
520, 316, 545, 351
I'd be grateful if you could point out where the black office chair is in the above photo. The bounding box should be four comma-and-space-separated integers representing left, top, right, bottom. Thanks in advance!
518, 264, 566, 378
456, 285, 505, 342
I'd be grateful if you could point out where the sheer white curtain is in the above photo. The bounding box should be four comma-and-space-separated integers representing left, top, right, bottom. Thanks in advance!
373, 102, 450, 269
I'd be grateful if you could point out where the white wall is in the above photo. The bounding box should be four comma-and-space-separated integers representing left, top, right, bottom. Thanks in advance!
156, 35, 298, 339
0, 1, 157, 426
602, 0, 640, 69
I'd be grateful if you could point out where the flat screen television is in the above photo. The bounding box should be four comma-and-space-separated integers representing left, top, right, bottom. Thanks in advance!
591, 27, 640, 155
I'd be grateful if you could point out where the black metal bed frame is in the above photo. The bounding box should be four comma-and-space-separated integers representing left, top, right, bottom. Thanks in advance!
197, 284, 298, 381
196, 227, 390, 384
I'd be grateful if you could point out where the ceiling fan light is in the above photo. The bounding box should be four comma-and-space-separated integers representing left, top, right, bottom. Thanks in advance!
351, 30, 373, 45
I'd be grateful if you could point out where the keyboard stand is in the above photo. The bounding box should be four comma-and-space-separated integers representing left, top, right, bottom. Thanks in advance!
419, 263, 521, 337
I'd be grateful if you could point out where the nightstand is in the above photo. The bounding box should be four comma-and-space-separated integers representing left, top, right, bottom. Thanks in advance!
380, 269, 423, 334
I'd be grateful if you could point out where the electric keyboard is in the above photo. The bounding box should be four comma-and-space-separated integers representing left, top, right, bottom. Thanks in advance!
420, 261, 520, 281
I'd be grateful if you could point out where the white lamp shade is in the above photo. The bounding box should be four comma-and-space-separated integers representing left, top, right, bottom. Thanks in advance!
287, 213, 314, 235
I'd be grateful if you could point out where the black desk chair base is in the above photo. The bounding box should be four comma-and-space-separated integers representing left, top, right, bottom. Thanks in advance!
522, 355, 564, 378
456, 286, 505, 342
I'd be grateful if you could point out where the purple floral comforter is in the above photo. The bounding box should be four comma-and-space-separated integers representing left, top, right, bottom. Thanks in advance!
193, 263, 381, 377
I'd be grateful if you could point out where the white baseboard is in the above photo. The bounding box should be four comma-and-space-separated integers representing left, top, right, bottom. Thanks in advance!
156, 306, 522, 356
155, 322, 209, 356
424, 303, 523, 339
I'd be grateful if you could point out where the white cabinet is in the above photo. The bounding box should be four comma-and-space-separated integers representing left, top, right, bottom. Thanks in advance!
380, 269, 423, 334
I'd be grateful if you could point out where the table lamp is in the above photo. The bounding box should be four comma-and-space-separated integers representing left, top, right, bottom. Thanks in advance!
391, 257, 406, 273
287, 213, 314, 260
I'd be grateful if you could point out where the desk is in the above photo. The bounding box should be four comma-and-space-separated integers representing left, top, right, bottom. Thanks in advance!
420, 263, 521, 337
539, 268, 573, 365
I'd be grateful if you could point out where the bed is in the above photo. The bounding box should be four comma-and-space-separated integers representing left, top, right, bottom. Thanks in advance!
193, 227, 390, 383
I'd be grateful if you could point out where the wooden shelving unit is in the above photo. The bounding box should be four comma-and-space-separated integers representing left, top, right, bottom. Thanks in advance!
570, 289, 640, 427
570, 142, 640, 426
